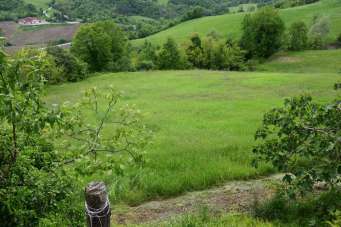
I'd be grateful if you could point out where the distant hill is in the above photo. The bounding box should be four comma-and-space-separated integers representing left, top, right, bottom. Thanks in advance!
132, 0, 341, 46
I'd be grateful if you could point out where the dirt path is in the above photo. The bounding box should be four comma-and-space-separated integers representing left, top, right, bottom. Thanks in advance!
112, 174, 284, 225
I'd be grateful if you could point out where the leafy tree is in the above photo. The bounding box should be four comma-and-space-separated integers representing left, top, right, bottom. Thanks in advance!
47, 46, 88, 83
0, 46, 151, 225
240, 7, 285, 58
186, 33, 204, 68
253, 95, 341, 196
157, 37, 185, 70
213, 38, 246, 71
308, 16, 330, 49
0, 47, 83, 226
288, 21, 308, 51
72, 21, 130, 72
137, 40, 157, 70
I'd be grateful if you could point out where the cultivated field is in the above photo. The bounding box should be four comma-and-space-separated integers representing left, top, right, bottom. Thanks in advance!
0, 22, 80, 52
46, 70, 339, 205
132, 0, 341, 46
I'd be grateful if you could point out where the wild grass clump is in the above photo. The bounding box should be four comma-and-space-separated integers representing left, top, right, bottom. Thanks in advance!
253, 189, 341, 226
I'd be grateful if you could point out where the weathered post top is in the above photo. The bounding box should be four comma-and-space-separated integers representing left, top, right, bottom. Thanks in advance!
85, 182, 111, 227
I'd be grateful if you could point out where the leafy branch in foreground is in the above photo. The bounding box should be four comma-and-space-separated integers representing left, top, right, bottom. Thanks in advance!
0, 47, 151, 226
253, 95, 341, 197
59, 86, 152, 176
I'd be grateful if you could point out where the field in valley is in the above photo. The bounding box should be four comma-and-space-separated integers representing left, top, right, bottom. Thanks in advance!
0, 22, 79, 53
46, 68, 339, 206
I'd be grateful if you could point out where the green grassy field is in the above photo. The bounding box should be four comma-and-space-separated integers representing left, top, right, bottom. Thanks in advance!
132, 0, 341, 46
24, 0, 50, 8
257, 49, 341, 73
46, 70, 339, 204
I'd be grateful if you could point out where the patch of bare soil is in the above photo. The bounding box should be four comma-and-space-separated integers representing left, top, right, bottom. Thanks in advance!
275, 56, 302, 63
112, 174, 284, 225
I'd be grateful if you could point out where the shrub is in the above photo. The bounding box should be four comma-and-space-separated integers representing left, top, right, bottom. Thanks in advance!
213, 38, 246, 71
72, 21, 130, 72
253, 95, 341, 195
337, 33, 341, 43
288, 21, 308, 51
308, 16, 330, 49
186, 33, 204, 68
47, 46, 88, 83
254, 190, 341, 226
240, 7, 285, 58
157, 37, 187, 70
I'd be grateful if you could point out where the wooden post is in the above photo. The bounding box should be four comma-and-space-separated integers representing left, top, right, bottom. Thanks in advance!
85, 182, 111, 227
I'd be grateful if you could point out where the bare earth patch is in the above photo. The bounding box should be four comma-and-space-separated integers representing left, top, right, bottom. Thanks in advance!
275, 56, 302, 63
112, 174, 284, 225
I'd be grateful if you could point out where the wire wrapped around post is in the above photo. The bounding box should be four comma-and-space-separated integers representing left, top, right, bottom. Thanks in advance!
85, 182, 111, 227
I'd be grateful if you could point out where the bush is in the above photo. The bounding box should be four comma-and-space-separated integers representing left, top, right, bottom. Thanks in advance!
253, 95, 341, 195
254, 190, 341, 226
72, 21, 130, 72
157, 37, 187, 70
213, 38, 246, 71
288, 21, 308, 51
47, 46, 88, 83
337, 33, 341, 43
240, 7, 285, 59
308, 16, 330, 49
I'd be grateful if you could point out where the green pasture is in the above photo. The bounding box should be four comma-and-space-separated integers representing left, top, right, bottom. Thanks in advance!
257, 49, 341, 74
46, 70, 339, 204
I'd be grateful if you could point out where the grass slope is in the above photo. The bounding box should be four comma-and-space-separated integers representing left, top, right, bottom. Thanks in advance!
257, 49, 341, 73
24, 0, 50, 8
46, 70, 339, 204
132, 0, 341, 46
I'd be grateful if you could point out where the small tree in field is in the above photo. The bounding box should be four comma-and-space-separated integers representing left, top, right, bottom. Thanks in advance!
72, 21, 129, 72
157, 37, 185, 70
186, 33, 204, 68
240, 7, 285, 58
253, 95, 341, 197
288, 21, 308, 51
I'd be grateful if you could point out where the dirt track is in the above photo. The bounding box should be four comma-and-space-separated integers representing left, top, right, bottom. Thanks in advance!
112, 174, 283, 225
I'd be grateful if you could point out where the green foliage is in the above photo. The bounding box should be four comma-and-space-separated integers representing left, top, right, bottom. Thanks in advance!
186, 33, 204, 68
338, 33, 341, 43
136, 40, 157, 70
253, 95, 341, 196
0, 47, 151, 225
288, 21, 308, 51
72, 21, 130, 72
213, 38, 246, 71
254, 189, 341, 226
308, 16, 330, 49
0, 47, 83, 226
47, 46, 88, 83
240, 7, 285, 58
0, 0, 39, 21
157, 37, 186, 70
184, 34, 246, 71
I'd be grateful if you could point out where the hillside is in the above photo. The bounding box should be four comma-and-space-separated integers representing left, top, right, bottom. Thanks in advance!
24, 0, 50, 8
132, 0, 341, 46
0, 22, 79, 53
257, 49, 341, 73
